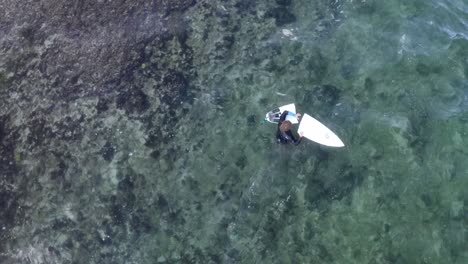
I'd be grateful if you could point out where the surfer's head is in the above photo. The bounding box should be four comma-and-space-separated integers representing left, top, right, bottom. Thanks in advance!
280, 120, 292, 132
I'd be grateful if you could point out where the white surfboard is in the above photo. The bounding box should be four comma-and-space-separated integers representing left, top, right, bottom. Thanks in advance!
265, 103, 299, 124
298, 114, 345, 147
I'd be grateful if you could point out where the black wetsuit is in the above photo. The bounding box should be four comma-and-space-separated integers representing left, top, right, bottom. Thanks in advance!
276, 111, 301, 145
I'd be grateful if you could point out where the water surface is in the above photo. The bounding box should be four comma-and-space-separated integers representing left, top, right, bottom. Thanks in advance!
0, 0, 467, 263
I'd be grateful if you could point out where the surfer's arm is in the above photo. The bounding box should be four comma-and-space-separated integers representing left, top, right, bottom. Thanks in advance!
280, 110, 299, 121
279, 111, 289, 122
286, 111, 301, 119
293, 136, 302, 145
286, 131, 301, 145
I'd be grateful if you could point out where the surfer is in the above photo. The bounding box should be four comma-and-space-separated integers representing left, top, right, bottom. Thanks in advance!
277, 111, 303, 145
266, 103, 345, 147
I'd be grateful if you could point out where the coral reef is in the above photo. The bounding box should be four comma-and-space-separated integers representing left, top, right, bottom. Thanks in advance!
0, 0, 467, 263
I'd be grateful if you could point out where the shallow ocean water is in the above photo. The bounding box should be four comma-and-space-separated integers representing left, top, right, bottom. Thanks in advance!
0, 0, 467, 263
174, 1, 468, 262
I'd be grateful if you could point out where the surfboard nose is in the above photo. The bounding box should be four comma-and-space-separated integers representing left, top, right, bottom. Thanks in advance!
298, 114, 345, 147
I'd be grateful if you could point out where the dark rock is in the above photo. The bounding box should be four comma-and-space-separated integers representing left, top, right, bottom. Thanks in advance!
264, 60, 281, 72
260, 212, 280, 256
302, 85, 341, 113
289, 54, 303, 65
101, 141, 116, 162
305, 220, 316, 240
110, 172, 137, 225
364, 77, 375, 90
0, 72, 8, 89
304, 179, 326, 207
130, 209, 154, 234
157, 194, 169, 209
63, 238, 74, 249
305, 163, 364, 210
48, 246, 61, 256
209, 253, 222, 263
52, 217, 76, 230
222, 35, 235, 49
110, 203, 126, 225
317, 244, 334, 262
335, 170, 364, 200
234, 0, 256, 11
0, 116, 18, 181
183, 177, 199, 191
192, 247, 208, 263
266, 7, 296, 26
50, 160, 67, 181
420, 193, 433, 207
306, 50, 328, 82
162, 0, 197, 13
117, 176, 134, 193
150, 150, 160, 159
167, 208, 185, 225
247, 114, 256, 126
355, 1, 377, 15
163, 14, 191, 49
384, 223, 391, 233
353, 249, 362, 258
0, 118, 5, 142
145, 130, 163, 148
227, 248, 241, 261
96, 98, 110, 114
161, 70, 190, 106
340, 64, 356, 79
259, 97, 269, 107
165, 147, 179, 163
385, 253, 404, 264
27, 118, 53, 147
55, 115, 85, 141
212, 86, 227, 106
416, 63, 441, 76
276, 0, 293, 6
0, 190, 18, 229
235, 155, 247, 169
116, 88, 150, 114
72, 230, 86, 244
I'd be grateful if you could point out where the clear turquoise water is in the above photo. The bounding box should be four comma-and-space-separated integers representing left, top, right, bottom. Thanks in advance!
1, 0, 467, 263
170, 0, 468, 263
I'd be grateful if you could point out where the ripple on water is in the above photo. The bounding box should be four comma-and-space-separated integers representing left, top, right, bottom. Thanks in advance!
431, 0, 468, 40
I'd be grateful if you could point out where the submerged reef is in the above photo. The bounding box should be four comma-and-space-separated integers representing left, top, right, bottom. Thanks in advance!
0, 0, 199, 263
0, 0, 467, 264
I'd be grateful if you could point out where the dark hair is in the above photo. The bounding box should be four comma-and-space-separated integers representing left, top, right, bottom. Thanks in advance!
280, 120, 292, 132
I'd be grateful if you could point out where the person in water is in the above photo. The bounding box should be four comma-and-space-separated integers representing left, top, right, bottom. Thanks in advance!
277, 110, 303, 144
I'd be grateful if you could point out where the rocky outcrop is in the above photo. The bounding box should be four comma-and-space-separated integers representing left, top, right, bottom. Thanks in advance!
0, 1, 199, 263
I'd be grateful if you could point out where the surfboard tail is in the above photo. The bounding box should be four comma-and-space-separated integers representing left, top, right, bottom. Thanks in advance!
265, 104, 298, 124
